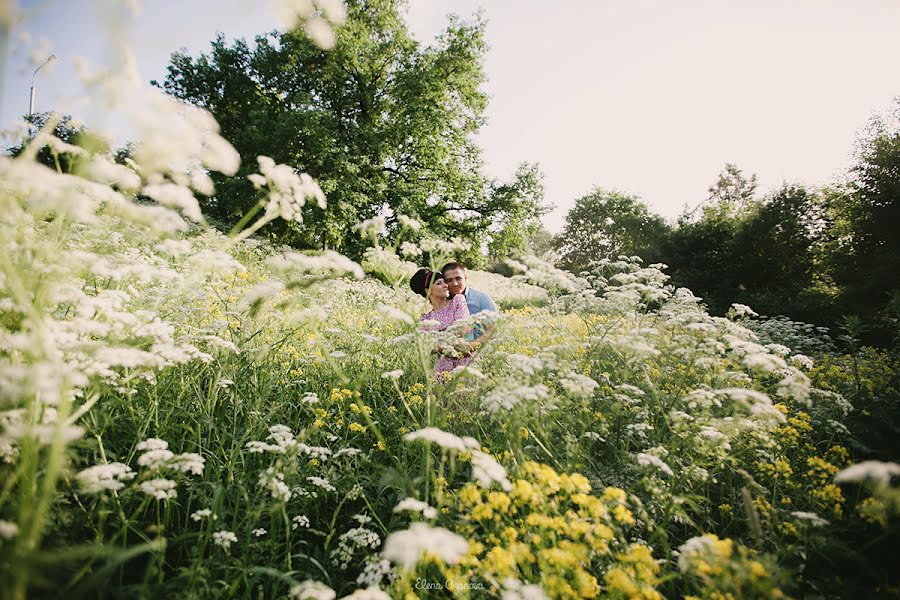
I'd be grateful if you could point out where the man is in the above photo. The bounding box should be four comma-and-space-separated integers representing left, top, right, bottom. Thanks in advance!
441, 261, 497, 341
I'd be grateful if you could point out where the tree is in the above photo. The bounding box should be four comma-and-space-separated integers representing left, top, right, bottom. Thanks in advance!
486, 162, 549, 260
730, 184, 836, 322
554, 188, 670, 272
828, 102, 900, 343
157, 0, 537, 258
5, 113, 107, 172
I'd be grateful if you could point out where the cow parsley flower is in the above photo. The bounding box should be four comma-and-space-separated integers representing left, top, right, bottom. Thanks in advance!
212, 530, 238, 550
403, 427, 478, 453
139, 478, 177, 500
835, 461, 900, 485
0, 520, 19, 541
382, 522, 468, 570
76, 462, 136, 494
190, 509, 213, 522
290, 580, 336, 600
636, 452, 674, 477
393, 498, 437, 519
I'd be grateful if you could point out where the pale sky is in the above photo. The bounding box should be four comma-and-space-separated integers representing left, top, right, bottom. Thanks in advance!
3, 0, 898, 232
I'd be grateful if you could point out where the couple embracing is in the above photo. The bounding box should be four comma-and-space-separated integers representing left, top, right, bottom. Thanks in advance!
409, 262, 497, 378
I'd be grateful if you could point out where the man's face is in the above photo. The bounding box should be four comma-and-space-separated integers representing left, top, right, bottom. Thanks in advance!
443, 267, 467, 296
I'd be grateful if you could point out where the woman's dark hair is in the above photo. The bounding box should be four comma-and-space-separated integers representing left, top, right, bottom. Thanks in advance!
409, 268, 435, 297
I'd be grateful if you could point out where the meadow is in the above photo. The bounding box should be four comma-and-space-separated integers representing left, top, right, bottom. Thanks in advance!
2, 147, 899, 598
2, 4, 899, 598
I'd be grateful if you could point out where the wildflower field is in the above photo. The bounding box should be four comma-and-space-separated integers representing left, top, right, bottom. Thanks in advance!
3, 144, 900, 599
2, 3, 900, 600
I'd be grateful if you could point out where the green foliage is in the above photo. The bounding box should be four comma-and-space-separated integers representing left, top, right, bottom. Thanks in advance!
554, 188, 670, 273
157, 0, 543, 259
5, 112, 108, 172
828, 103, 900, 344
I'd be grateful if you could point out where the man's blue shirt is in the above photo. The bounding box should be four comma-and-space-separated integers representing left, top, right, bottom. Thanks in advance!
463, 286, 497, 315
460, 287, 497, 341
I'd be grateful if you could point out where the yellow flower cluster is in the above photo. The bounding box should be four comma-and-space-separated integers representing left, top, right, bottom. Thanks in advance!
679, 534, 787, 600
417, 461, 659, 599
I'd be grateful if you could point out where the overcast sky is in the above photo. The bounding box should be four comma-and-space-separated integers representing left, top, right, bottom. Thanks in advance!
3, 0, 898, 232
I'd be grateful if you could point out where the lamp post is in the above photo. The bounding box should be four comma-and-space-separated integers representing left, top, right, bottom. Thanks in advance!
28, 54, 57, 135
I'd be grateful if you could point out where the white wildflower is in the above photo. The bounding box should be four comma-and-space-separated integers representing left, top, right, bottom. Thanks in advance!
253, 528, 267, 537
835, 461, 900, 485
136, 438, 168, 451
399, 241, 421, 257
501, 578, 550, 600
290, 580, 336, 600
306, 476, 336, 492
636, 452, 674, 477
381, 369, 404, 381
382, 522, 469, 570
397, 214, 422, 230
212, 530, 238, 550
340, 587, 391, 600
471, 450, 513, 492
168, 452, 205, 475
393, 498, 438, 519
76, 462, 136, 494
190, 509, 212, 522
139, 478, 177, 500
292, 515, 311, 530
137, 448, 175, 470
559, 373, 598, 398
403, 427, 478, 453
482, 384, 550, 413
0, 520, 19, 541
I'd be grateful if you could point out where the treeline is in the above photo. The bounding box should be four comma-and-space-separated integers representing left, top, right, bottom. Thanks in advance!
9, 0, 896, 344
554, 106, 900, 345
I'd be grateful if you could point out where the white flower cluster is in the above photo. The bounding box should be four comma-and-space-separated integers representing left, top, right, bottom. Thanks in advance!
290, 580, 336, 600
558, 372, 599, 398
330, 526, 381, 570
135, 437, 205, 475
139, 478, 177, 500
835, 461, 900, 485
212, 530, 238, 550
248, 155, 327, 224
393, 497, 438, 519
76, 462, 136, 494
403, 428, 511, 491
0, 520, 19, 542
501, 577, 551, 600
636, 452, 675, 477
259, 467, 292, 502
382, 522, 469, 570
483, 383, 550, 413
267, 250, 364, 284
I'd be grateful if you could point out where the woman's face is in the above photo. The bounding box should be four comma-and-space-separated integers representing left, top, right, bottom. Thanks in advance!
429, 277, 449, 303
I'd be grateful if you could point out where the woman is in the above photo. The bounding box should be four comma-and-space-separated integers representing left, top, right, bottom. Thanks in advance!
409, 268, 472, 377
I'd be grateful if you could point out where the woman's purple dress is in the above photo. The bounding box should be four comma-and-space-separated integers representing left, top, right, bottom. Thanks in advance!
422, 294, 471, 376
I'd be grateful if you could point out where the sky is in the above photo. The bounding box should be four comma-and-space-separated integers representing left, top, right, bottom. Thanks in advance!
2, 0, 899, 232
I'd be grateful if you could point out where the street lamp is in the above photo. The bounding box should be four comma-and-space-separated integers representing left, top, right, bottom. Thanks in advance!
28, 54, 57, 135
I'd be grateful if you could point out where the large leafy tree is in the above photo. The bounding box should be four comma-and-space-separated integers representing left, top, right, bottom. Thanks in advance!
157, 0, 537, 257
554, 188, 670, 272
829, 104, 900, 342
730, 184, 836, 322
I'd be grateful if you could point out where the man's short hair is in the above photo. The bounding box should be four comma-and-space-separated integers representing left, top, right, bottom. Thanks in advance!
441, 261, 467, 275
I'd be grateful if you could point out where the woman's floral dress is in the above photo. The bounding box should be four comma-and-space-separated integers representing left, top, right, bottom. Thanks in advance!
421, 293, 471, 377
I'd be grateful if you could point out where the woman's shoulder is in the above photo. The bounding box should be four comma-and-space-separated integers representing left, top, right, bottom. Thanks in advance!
451, 293, 467, 307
